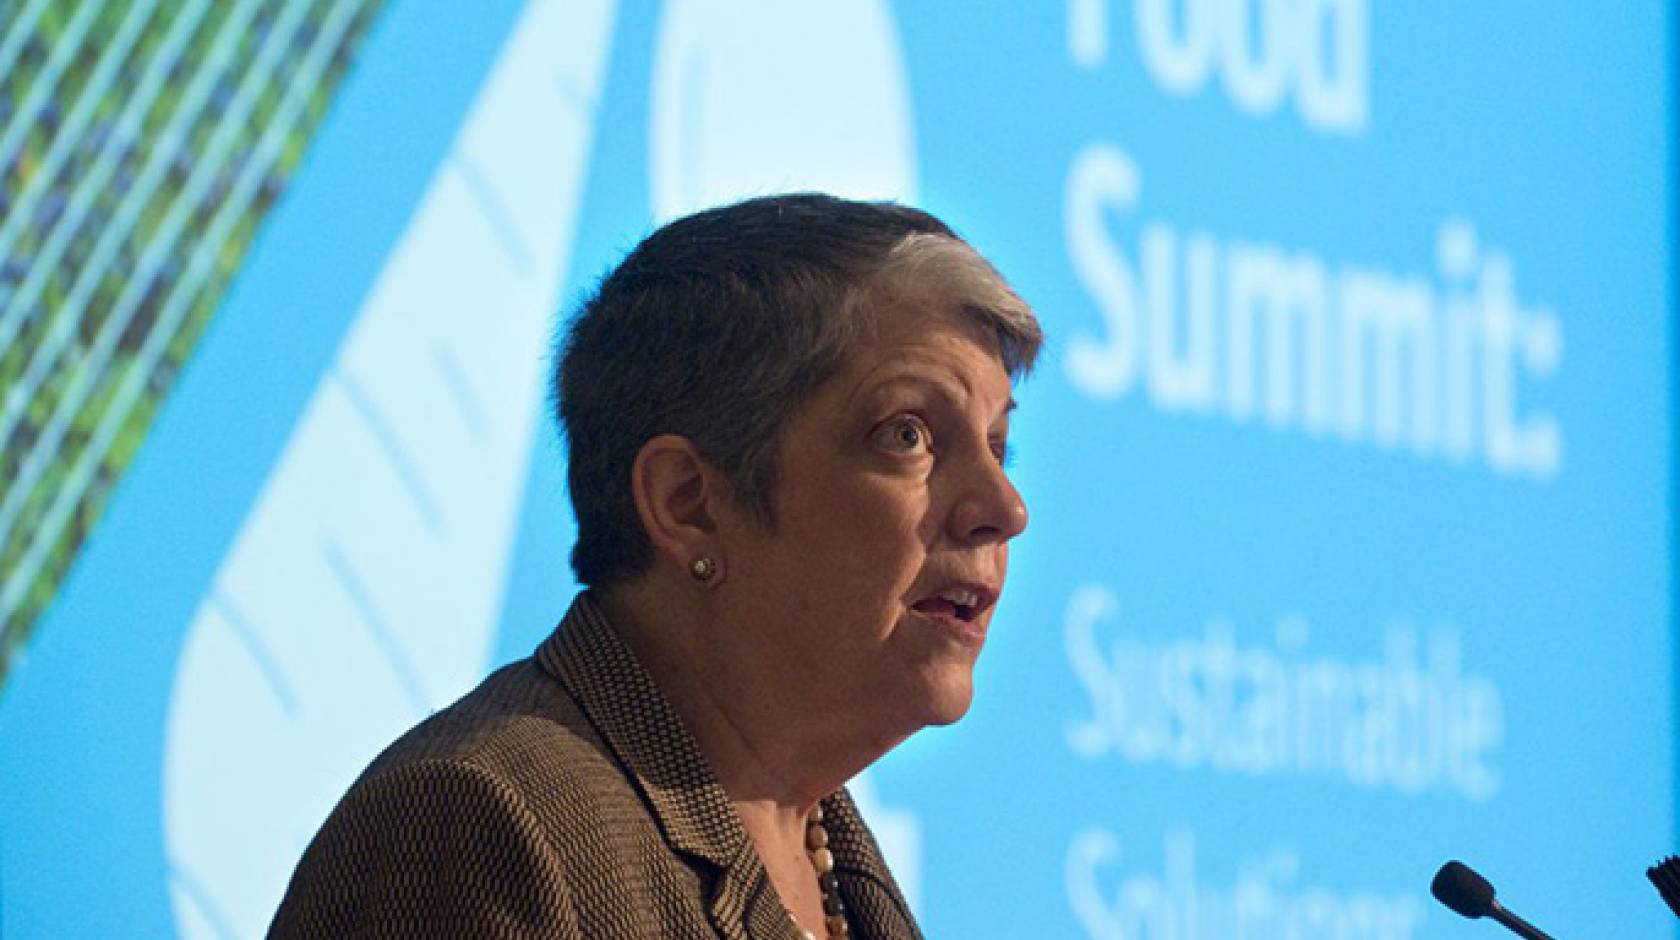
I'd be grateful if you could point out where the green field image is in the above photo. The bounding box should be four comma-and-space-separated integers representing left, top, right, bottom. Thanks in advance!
0, 0, 386, 688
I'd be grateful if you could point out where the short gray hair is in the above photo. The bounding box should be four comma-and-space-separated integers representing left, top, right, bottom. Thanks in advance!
553, 193, 1041, 588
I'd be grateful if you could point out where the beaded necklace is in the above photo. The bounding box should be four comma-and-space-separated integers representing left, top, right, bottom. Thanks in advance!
792, 801, 848, 939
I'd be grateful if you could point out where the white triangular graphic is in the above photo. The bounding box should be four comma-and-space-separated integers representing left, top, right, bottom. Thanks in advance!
649, 0, 916, 219
162, 2, 616, 936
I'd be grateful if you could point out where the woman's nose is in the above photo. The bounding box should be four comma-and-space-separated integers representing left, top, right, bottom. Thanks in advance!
946, 450, 1029, 545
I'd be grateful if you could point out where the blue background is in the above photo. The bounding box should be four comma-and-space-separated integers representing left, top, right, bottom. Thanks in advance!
0, 2, 1672, 937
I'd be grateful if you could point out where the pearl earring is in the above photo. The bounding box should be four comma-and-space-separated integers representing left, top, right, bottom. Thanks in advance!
689, 556, 718, 583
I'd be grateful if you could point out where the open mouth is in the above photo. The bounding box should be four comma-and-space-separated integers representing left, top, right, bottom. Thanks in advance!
909, 585, 991, 623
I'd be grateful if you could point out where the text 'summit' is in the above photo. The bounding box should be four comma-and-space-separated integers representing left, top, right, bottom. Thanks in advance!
1062, 0, 1561, 481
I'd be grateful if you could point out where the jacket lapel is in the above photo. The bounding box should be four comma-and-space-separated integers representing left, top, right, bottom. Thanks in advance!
823, 789, 925, 940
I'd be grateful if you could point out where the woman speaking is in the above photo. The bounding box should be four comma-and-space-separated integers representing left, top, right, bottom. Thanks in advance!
270, 193, 1042, 939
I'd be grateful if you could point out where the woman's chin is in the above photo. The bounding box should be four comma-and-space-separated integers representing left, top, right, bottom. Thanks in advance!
913, 669, 977, 728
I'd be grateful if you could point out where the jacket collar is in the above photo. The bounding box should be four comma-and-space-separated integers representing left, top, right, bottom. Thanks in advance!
536, 592, 922, 939
535, 592, 746, 868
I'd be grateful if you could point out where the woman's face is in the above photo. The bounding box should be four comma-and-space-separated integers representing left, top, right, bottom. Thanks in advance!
718, 290, 1028, 736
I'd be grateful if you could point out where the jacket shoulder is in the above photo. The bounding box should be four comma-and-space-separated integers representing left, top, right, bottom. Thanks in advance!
271, 659, 689, 938
269, 754, 582, 937
365, 658, 624, 800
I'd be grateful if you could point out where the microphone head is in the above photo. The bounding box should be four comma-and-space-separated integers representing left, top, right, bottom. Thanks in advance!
1432, 860, 1497, 919
1648, 855, 1680, 918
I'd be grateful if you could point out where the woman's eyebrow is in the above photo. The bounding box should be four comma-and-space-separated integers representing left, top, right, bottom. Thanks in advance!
849, 372, 1017, 433
862, 372, 1015, 410
854, 373, 966, 410
990, 401, 1017, 434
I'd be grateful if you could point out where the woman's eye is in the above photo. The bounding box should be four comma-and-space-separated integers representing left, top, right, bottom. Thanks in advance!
992, 440, 1015, 468
873, 415, 931, 455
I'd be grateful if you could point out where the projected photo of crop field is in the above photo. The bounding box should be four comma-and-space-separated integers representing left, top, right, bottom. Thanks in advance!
0, 0, 385, 687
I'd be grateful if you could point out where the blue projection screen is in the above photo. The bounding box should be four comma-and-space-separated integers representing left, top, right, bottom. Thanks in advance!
0, 2, 1673, 937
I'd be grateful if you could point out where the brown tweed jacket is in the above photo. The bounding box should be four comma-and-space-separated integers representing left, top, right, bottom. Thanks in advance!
269, 593, 924, 939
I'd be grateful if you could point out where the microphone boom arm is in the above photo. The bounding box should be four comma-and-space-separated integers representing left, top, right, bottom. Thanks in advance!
1488, 900, 1557, 940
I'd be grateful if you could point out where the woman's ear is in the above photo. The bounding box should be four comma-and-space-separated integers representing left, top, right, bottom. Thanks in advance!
629, 434, 725, 582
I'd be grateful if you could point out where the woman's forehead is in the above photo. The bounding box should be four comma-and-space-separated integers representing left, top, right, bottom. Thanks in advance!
835, 314, 1014, 413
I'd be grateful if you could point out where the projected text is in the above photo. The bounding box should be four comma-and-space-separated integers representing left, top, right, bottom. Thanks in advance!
1064, 143, 1563, 479
1067, 827, 1424, 939
1062, 584, 1505, 801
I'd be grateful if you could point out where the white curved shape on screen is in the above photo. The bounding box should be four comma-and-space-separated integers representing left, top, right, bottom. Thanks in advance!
648, 0, 916, 220
649, 0, 924, 912
161, 2, 615, 937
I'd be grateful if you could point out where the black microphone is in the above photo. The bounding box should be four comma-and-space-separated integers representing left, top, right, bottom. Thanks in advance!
1431, 860, 1559, 940
1648, 855, 1680, 918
